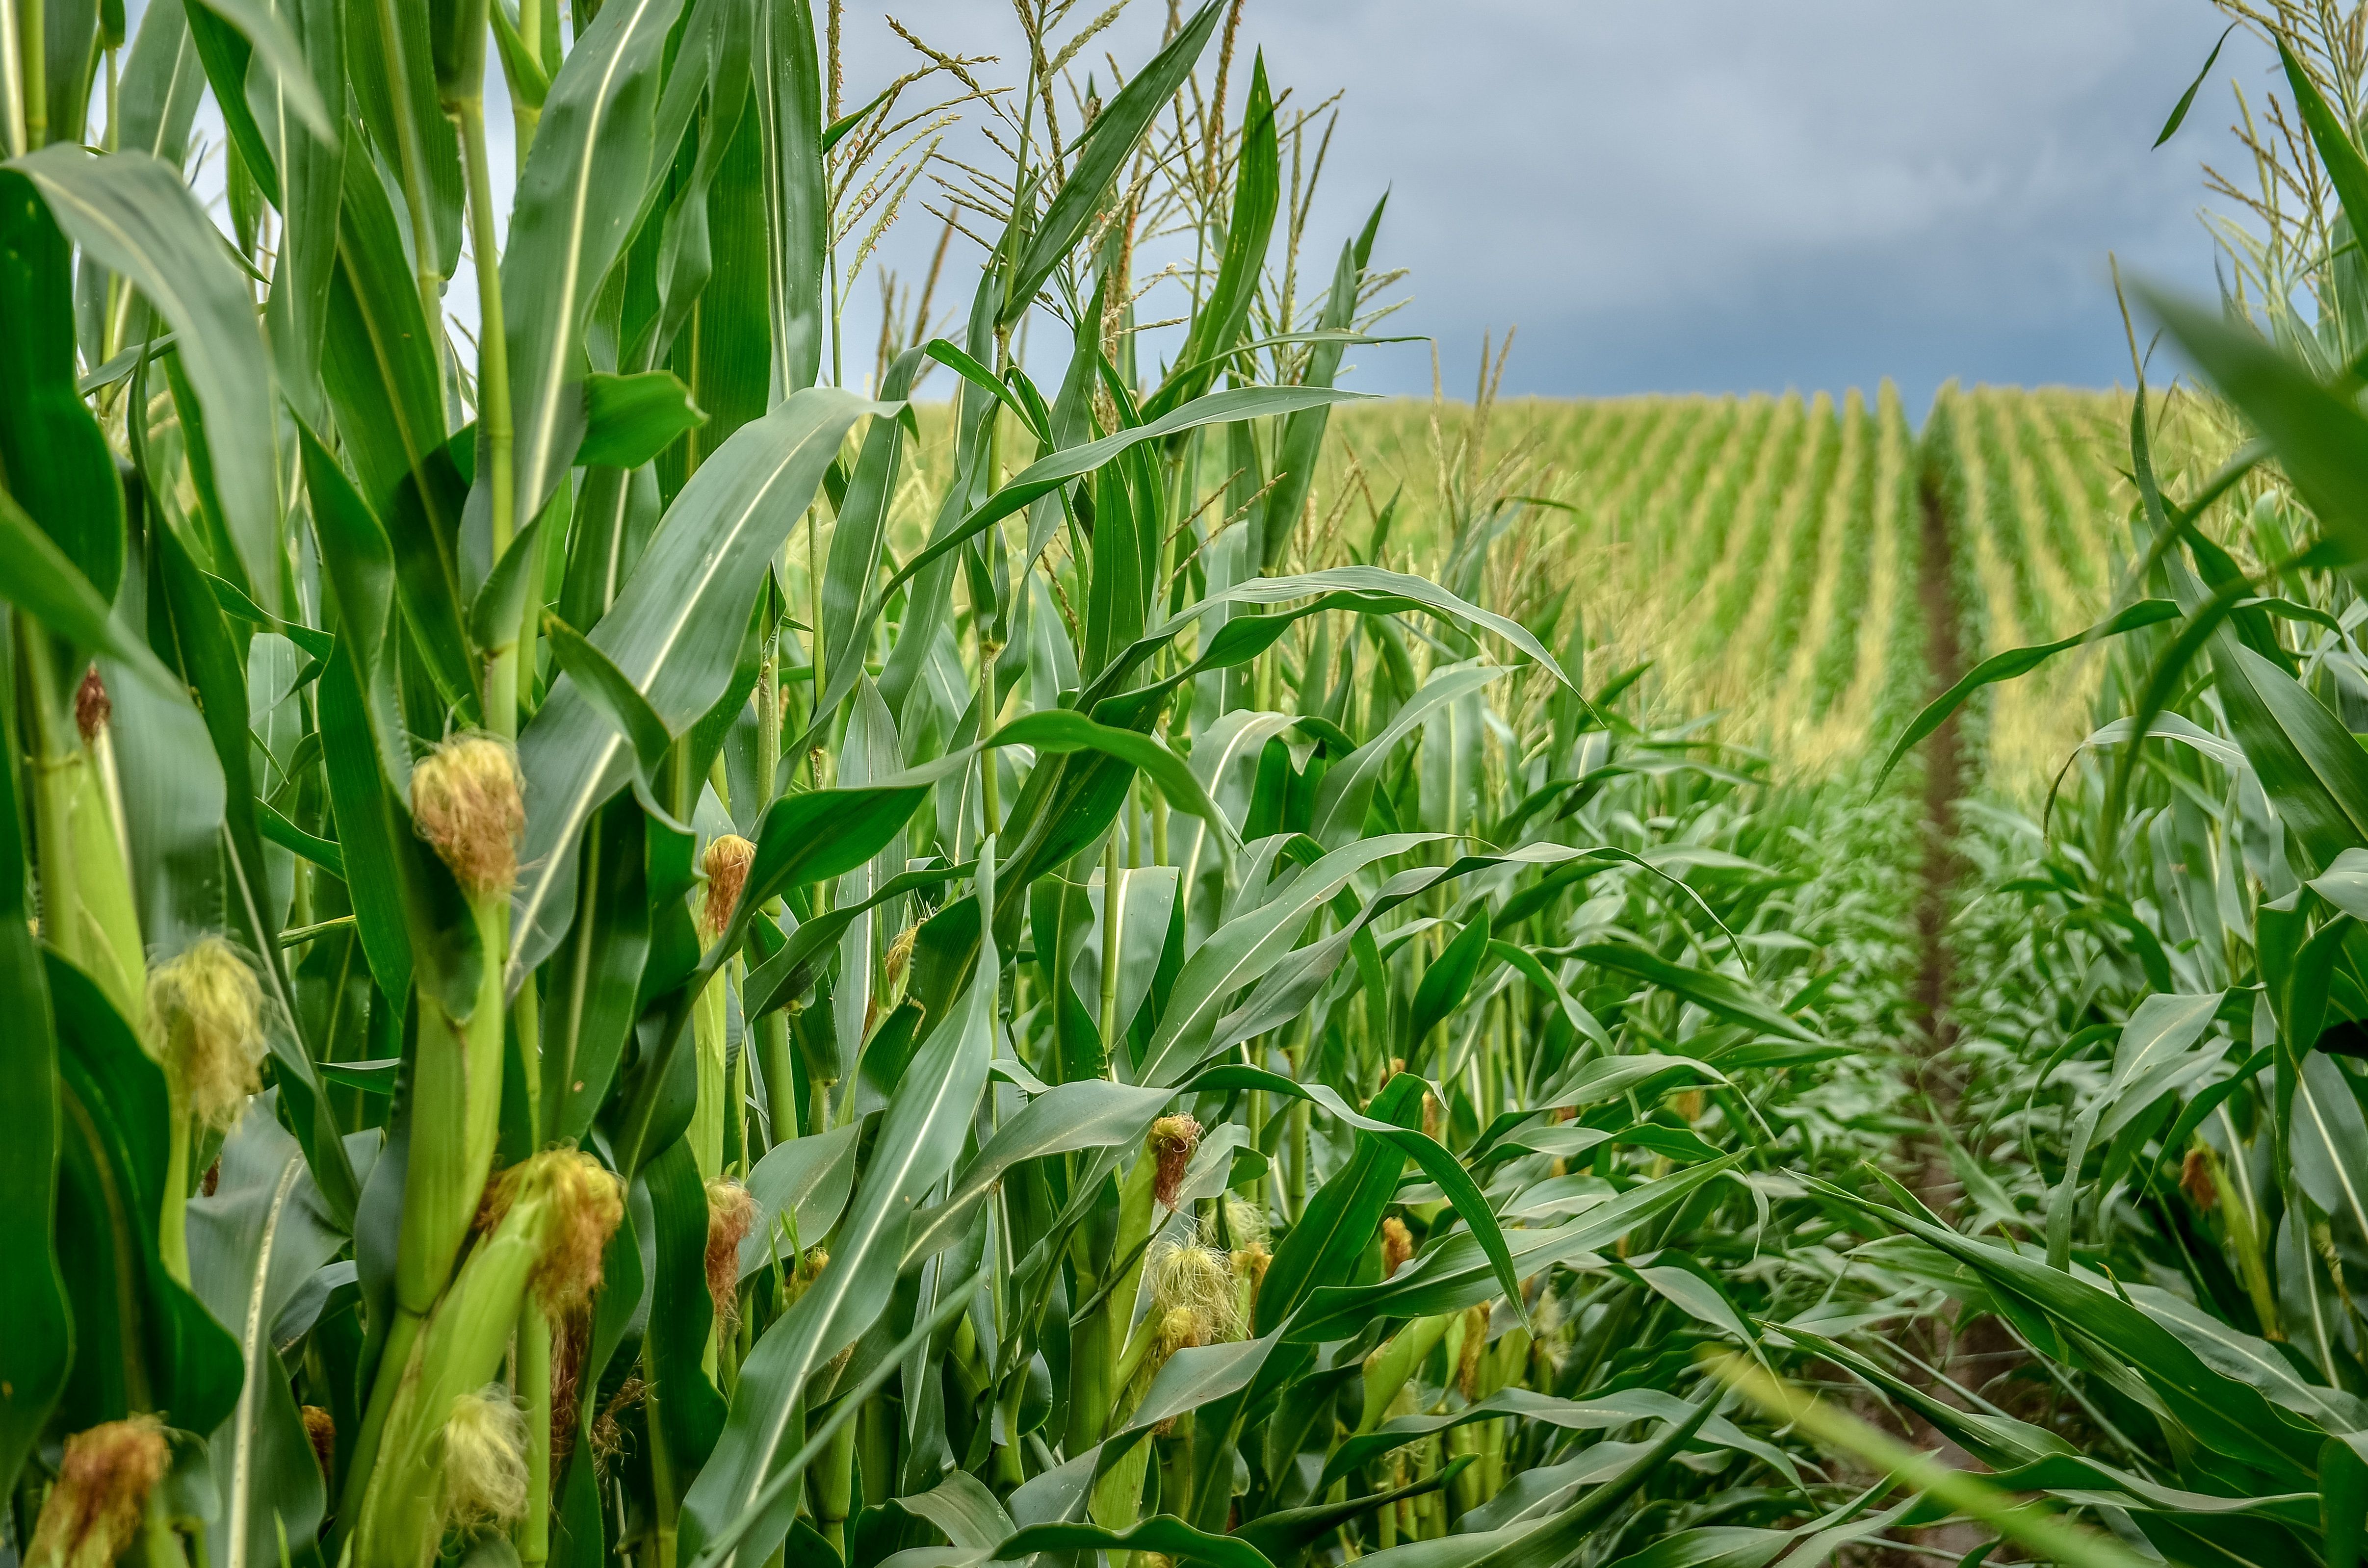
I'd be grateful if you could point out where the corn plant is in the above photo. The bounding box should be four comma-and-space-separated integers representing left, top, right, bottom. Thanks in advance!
1842, 18, 2368, 1560
0, 5, 2002, 1568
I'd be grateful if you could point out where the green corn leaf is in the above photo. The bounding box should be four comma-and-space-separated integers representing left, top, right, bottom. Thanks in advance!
576, 370, 707, 474
2290, 1050, 2368, 1246
185, 1106, 343, 1568
680, 1256, 987, 1568
994, 1517, 1273, 1568
1717, 1359, 2161, 1568
467, 509, 546, 655
1261, 197, 1389, 576
2279, 38, 2368, 251
1562, 941, 1820, 1044
816, 349, 921, 694
539, 796, 652, 1145
1808, 1177, 2324, 1480
1773, 1323, 2074, 1470
1138, 832, 1441, 1088
1874, 599, 2180, 785
734, 1124, 857, 1282
2155, 24, 2235, 146
903, 1079, 1175, 1263
149, 521, 358, 1223
2044, 991, 2223, 1268
49, 951, 245, 1436
303, 431, 395, 677
116, 0, 207, 198
182, 0, 336, 210
1485, 940, 1616, 1054
1233, 1459, 1472, 1568
796, 384, 1369, 749
752, 0, 826, 392
319, 147, 448, 521
1324, 1385, 1785, 1491
1348, 1388, 1722, 1568
1981, 1450, 2317, 1522
1313, 662, 1511, 848
1197, 1064, 1529, 1331
15, 146, 283, 597
0, 171, 125, 598
2216, 635, 2368, 870
0, 487, 182, 697
485, 0, 549, 108
1469, 1054, 1728, 1162
0, 694, 66, 1494
497, 0, 682, 531
992, 707, 1237, 849
199, 570, 334, 661
540, 612, 671, 779
311, 637, 418, 1004
1087, 565, 1574, 718
2122, 1281, 2368, 1432
2143, 283, 2368, 568
919, 338, 1047, 444
510, 387, 888, 987
641, 1138, 729, 1491
1288, 1156, 1744, 1344
741, 861, 970, 1021
677, 845, 999, 1566
256, 0, 343, 425
1143, 50, 1278, 420
1254, 1075, 1425, 1333
1001, 1, 1223, 325
632, 0, 752, 372
1411, 910, 1493, 1046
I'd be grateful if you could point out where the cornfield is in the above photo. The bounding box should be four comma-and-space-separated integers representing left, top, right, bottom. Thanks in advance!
7, 5, 2368, 1568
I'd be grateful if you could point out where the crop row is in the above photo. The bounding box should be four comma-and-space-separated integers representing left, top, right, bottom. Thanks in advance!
1320, 384, 2151, 788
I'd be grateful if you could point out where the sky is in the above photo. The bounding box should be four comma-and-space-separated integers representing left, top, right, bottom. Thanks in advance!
826, 0, 2267, 410
143, 0, 2270, 410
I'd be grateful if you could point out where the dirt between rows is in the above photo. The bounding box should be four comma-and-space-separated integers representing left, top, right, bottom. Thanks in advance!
1881, 471, 2018, 1559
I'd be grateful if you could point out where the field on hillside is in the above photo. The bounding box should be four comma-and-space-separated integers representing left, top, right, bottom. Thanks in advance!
892, 384, 2238, 789
1314, 385, 2236, 785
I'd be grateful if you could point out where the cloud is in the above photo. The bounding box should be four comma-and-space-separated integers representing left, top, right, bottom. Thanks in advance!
145, 0, 2247, 410
846, 0, 2263, 406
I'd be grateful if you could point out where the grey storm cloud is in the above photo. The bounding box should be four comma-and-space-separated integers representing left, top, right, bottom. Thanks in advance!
325, 0, 2263, 409
842, 1, 2264, 409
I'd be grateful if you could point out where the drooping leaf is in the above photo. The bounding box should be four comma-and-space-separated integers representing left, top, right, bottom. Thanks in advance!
15, 145, 283, 596
0, 170, 125, 598
1563, 942, 1819, 1045
1875, 599, 2181, 785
